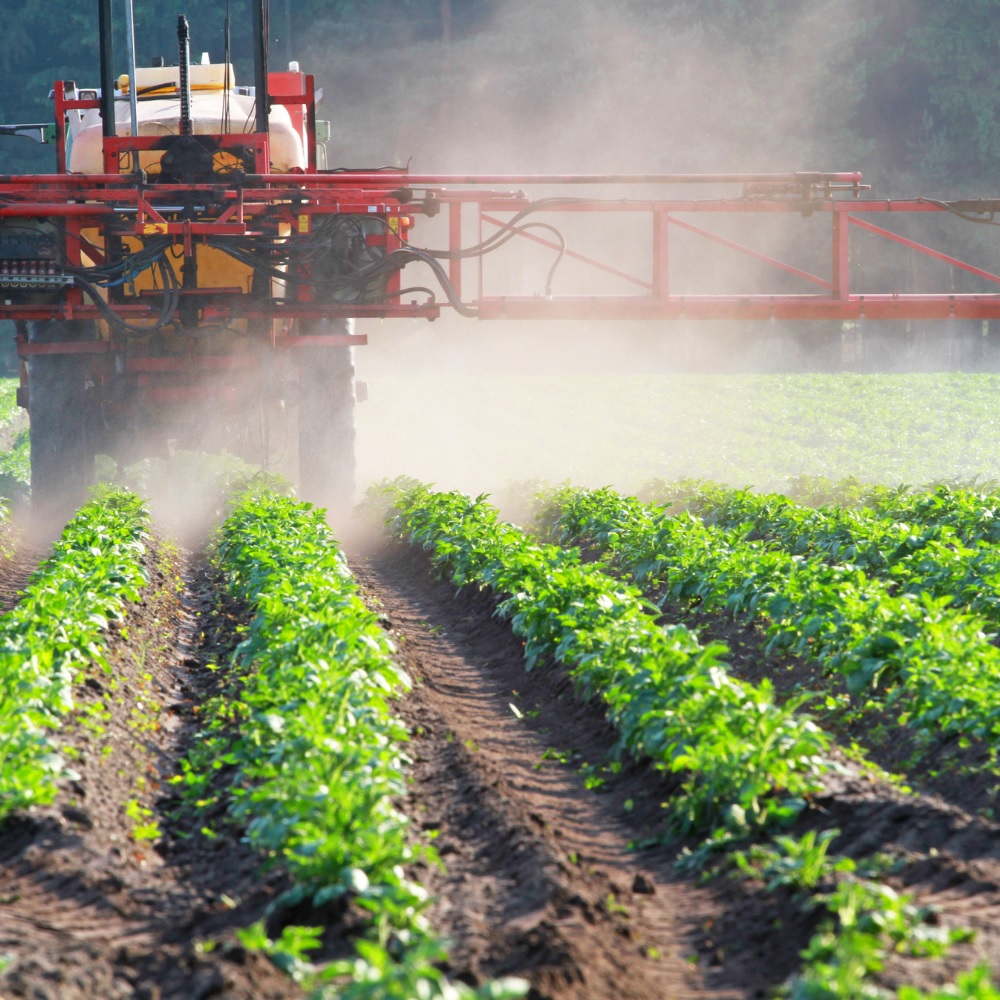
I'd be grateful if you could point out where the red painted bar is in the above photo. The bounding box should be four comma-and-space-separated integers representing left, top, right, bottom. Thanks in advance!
476, 295, 1000, 322
848, 215, 1000, 286
833, 212, 850, 300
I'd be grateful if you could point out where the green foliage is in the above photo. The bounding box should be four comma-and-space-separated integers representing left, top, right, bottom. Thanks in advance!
0, 378, 21, 429
0, 381, 32, 503
0, 488, 149, 822
789, 876, 974, 999
379, 480, 831, 839
236, 922, 324, 984
733, 828, 852, 894
903, 0, 1000, 183
315, 936, 528, 1000
192, 489, 417, 899
898, 966, 1000, 1000
125, 797, 161, 843
537, 484, 1000, 749
0, 427, 30, 488
729, 827, 981, 998
183, 486, 525, 999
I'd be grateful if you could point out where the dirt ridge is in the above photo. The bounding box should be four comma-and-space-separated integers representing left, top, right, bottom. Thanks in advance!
0, 540, 299, 1000
352, 539, 1000, 998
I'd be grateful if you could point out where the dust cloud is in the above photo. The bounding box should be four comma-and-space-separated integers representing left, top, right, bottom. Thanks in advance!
83, 1, 996, 509
304, 0, 868, 175
295, 0, 969, 499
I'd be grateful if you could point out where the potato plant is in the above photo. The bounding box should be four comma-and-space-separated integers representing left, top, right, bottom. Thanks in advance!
538, 486, 1000, 747
0, 487, 149, 821
728, 826, 983, 999
182, 487, 525, 1000
380, 481, 831, 839
663, 482, 1000, 623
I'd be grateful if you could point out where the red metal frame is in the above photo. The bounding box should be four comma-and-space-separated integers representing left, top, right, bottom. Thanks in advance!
4, 167, 999, 327
0, 169, 424, 325
39, 67, 995, 330
436, 189, 1000, 322
268, 71, 316, 172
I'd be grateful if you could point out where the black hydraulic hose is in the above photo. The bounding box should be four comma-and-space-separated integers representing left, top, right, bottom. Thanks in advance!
395, 286, 437, 303
205, 236, 477, 315
918, 196, 1000, 226
366, 210, 568, 300
66, 236, 173, 286
73, 258, 180, 335
417, 198, 580, 260
391, 246, 478, 316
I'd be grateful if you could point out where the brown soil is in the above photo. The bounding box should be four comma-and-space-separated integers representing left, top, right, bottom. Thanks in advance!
4, 526, 1000, 998
351, 541, 1000, 999
0, 538, 299, 1000
667, 600, 1000, 822
0, 535, 50, 613
353, 545, 716, 1000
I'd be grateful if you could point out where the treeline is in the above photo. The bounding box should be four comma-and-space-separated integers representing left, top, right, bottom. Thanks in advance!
0, 0, 998, 194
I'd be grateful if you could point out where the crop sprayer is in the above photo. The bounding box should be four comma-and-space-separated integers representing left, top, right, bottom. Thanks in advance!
2, 0, 999, 519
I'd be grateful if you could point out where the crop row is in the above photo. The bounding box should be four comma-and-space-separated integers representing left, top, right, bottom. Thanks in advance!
537, 485, 1000, 747
0, 487, 149, 822
730, 828, 990, 999
179, 486, 523, 999
655, 481, 1000, 624
380, 482, 995, 998
380, 480, 831, 838
652, 477, 1000, 556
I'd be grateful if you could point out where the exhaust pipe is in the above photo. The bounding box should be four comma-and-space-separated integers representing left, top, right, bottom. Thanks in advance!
124, 0, 139, 143
177, 15, 193, 137
98, 0, 116, 138
252, 0, 270, 135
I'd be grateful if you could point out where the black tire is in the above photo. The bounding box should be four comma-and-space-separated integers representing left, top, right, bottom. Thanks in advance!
296, 318, 356, 512
27, 320, 97, 525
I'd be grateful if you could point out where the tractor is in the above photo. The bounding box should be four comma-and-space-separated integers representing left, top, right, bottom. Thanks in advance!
4, 1, 1000, 522
0, 1, 420, 521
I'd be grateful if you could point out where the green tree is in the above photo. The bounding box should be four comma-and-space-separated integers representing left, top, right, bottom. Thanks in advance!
904, 0, 1000, 184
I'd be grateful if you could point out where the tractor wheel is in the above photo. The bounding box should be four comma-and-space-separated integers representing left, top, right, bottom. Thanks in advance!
296, 318, 357, 512
27, 320, 97, 526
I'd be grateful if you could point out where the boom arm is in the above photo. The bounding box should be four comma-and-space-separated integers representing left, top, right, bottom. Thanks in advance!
0, 164, 997, 326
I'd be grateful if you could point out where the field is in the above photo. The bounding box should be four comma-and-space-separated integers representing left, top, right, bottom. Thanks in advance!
3, 373, 1000, 998
355, 370, 1000, 494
